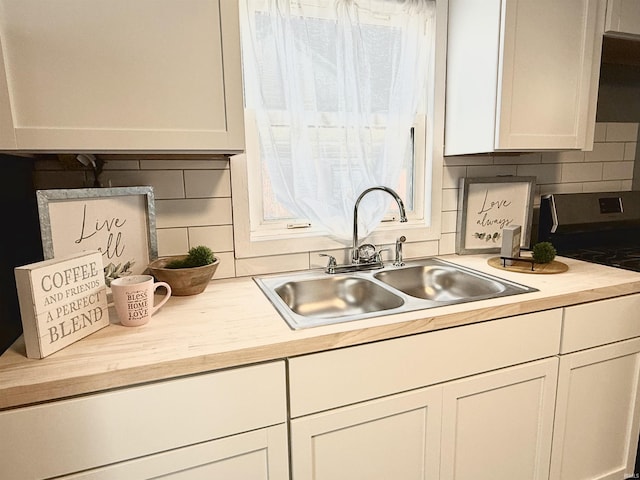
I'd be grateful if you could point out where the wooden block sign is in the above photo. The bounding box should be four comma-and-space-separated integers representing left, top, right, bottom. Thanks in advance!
15, 251, 109, 359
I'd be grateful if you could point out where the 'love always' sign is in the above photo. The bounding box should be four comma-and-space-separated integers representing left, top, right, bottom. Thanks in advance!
15, 251, 109, 359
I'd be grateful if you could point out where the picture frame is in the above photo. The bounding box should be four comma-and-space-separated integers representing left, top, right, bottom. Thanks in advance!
36, 187, 158, 275
456, 176, 536, 255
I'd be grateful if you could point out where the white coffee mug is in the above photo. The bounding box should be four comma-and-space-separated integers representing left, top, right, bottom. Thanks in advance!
110, 275, 171, 327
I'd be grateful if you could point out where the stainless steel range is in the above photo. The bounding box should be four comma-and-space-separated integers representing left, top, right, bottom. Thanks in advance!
538, 191, 640, 272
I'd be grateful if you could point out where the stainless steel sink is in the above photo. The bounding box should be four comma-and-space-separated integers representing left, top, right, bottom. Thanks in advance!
255, 257, 538, 329
374, 264, 506, 301
275, 276, 404, 319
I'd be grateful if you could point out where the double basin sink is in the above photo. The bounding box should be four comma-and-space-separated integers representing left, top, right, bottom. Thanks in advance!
255, 257, 538, 329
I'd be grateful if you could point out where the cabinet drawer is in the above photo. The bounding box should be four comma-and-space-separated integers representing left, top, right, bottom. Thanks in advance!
561, 294, 640, 353
289, 310, 562, 417
0, 361, 286, 480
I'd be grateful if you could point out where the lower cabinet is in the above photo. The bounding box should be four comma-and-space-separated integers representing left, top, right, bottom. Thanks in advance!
291, 386, 442, 480
440, 358, 558, 480
0, 361, 289, 480
290, 358, 559, 480
61, 424, 289, 479
550, 337, 640, 480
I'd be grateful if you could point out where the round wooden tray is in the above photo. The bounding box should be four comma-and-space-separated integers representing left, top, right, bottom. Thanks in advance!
488, 257, 569, 274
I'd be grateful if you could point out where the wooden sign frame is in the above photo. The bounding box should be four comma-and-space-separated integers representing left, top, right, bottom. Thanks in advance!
456, 176, 536, 254
15, 251, 109, 359
36, 186, 158, 276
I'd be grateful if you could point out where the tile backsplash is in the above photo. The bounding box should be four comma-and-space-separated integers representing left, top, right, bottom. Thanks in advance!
33, 122, 638, 278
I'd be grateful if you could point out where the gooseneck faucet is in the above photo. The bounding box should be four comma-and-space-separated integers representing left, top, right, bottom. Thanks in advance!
352, 186, 408, 263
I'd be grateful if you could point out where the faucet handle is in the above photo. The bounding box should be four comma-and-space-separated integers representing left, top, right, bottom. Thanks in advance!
376, 248, 390, 263
318, 253, 337, 274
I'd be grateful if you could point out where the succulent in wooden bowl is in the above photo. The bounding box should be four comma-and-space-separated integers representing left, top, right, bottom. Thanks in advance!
148, 246, 219, 296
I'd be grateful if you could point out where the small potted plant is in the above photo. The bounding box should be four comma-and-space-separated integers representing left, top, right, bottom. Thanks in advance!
148, 245, 219, 296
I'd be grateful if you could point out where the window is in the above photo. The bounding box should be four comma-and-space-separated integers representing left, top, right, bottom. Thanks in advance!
232, 0, 445, 258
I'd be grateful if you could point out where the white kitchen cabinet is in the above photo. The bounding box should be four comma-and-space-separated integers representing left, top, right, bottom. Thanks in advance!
288, 309, 562, 479
605, 0, 640, 37
550, 338, 640, 480
290, 386, 443, 480
445, 0, 606, 155
0, 0, 244, 152
440, 358, 558, 480
0, 361, 288, 480
61, 424, 289, 480
550, 294, 640, 480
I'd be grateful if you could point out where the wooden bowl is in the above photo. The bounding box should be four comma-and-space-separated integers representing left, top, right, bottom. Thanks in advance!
148, 256, 219, 296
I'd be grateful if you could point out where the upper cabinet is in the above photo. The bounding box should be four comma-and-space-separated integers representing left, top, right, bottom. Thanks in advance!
605, 0, 640, 37
444, 0, 606, 156
0, 0, 244, 152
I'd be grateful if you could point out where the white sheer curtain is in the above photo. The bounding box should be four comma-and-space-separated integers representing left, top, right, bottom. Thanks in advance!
241, 0, 435, 243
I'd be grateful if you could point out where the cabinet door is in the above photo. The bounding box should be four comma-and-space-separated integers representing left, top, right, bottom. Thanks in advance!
440, 358, 559, 480
60, 424, 289, 480
0, 0, 244, 151
445, 0, 605, 155
290, 386, 442, 480
497, 0, 604, 151
550, 338, 640, 480
605, 0, 640, 36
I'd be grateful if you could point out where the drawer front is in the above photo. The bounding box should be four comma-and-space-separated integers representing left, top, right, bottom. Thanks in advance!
289, 310, 562, 417
0, 361, 286, 480
561, 294, 640, 353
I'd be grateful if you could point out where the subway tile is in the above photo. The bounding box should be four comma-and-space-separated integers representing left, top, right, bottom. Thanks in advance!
539, 183, 583, 195
188, 225, 234, 252
585, 142, 626, 162
606, 122, 639, 142
593, 123, 607, 142
441, 210, 458, 234
466, 164, 517, 178
155, 198, 232, 228
156, 228, 189, 257
516, 164, 561, 185
140, 159, 229, 170
582, 181, 624, 193
541, 150, 585, 163
102, 159, 141, 170
625, 142, 638, 161
561, 162, 603, 183
100, 170, 185, 199
212, 251, 236, 279
403, 240, 439, 259
603, 161, 634, 181
438, 233, 457, 255
443, 166, 467, 189
185, 169, 231, 198
441, 188, 459, 212
444, 154, 493, 166
493, 153, 541, 165
621, 180, 633, 190
235, 253, 309, 277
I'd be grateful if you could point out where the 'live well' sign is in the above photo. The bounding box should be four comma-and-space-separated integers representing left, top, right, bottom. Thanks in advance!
15, 250, 109, 359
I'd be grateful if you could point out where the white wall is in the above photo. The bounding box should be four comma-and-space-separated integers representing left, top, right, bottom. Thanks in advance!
33, 122, 638, 278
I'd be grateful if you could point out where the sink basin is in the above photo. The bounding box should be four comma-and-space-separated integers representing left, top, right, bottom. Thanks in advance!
275, 277, 404, 319
374, 264, 506, 301
255, 257, 538, 329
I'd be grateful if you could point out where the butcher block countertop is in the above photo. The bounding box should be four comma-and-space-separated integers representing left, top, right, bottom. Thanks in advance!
1, 254, 640, 410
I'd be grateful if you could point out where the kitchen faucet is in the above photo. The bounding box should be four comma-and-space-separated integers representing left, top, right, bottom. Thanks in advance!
352, 186, 408, 263
319, 186, 407, 274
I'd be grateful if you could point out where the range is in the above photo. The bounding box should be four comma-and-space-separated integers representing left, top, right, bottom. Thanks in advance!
538, 191, 640, 272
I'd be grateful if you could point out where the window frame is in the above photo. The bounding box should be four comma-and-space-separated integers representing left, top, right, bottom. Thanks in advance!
231, 0, 447, 260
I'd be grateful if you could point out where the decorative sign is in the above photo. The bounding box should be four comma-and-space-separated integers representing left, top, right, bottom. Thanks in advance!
456, 177, 535, 254
14, 251, 109, 359
36, 187, 157, 276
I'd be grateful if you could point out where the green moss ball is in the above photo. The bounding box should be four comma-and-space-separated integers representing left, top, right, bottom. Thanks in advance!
532, 242, 557, 264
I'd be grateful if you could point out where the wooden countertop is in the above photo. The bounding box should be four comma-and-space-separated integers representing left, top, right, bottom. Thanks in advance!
1, 254, 640, 410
